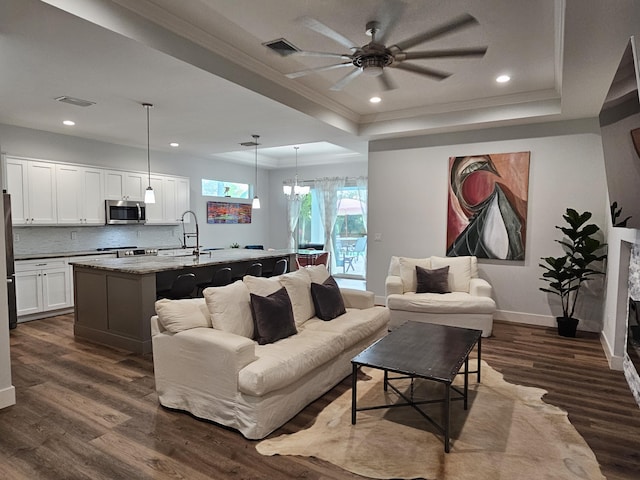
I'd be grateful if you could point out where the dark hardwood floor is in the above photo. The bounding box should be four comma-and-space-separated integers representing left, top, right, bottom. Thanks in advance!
1, 315, 639, 479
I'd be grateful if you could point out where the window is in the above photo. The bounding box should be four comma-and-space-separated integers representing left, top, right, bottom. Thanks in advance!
297, 185, 368, 279
202, 179, 250, 199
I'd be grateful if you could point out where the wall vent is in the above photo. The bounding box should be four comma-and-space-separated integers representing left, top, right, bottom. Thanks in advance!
263, 38, 299, 56
54, 96, 96, 107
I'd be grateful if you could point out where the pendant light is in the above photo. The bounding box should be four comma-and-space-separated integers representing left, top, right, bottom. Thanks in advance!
142, 103, 155, 204
251, 134, 261, 209
283, 146, 309, 196
240, 135, 261, 209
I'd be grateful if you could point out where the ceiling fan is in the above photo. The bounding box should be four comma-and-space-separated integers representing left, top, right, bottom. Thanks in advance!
281, 3, 487, 92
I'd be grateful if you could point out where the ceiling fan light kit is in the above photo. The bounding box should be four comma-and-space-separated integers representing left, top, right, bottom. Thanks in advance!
279, 6, 487, 92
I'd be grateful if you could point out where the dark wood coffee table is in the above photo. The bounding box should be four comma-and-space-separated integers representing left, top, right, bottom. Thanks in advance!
351, 321, 481, 453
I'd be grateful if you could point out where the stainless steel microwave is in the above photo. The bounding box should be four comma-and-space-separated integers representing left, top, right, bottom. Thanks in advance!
105, 200, 146, 225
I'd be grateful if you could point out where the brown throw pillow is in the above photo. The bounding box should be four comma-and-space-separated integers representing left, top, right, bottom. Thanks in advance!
310, 275, 347, 321
416, 265, 451, 294
250, 287, 297, 344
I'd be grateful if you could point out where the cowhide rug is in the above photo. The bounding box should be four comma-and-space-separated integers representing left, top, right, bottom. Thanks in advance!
257, 362, 605, 480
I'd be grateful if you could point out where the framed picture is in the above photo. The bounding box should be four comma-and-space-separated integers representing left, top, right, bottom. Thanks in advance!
206, 201, 252, 224
447, 151, 530, 260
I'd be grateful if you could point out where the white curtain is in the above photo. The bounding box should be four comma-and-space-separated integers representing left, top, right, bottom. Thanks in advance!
286, 194, 301, 249
354, 176, 368, 235
314, 176, 345, 273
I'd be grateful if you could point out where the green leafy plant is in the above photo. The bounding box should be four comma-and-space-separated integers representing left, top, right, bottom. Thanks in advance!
230, 242, 240, 248
539, 208, 607, 319
610, 201, 631, 227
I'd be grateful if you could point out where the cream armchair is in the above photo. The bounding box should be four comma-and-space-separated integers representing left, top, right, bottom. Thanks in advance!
385, 255, 496, 337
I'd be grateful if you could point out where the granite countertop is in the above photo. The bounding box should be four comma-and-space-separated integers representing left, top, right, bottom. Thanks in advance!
69, 249, 294, 275
15, 245, 185, 261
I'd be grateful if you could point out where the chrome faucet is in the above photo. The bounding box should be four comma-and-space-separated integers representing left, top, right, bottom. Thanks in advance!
180, 210, 200, 257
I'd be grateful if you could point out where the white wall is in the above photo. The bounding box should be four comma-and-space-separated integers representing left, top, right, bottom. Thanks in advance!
368, 119, 608, 332
0, 123, 270, 250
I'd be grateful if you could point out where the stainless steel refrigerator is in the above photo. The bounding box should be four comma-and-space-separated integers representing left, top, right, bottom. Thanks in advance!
4, 192, 16, 329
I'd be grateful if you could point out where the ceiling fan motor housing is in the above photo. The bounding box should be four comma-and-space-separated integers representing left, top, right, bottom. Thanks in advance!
354, 43, 393, 76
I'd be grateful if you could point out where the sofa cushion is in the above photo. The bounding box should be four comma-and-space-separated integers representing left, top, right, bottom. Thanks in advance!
250, 287, 297, 345
431, 256, 472, 293
302, 306, 390, 350
304, 264, 331, 284
278, 269, 315, 325
203, 280, 253, 338
398, 257, 431, 293
310, 276, 346, 320
238, 329, 342, 396
155, 298, 211, 333
245, 270, 314, 327
387, 291, 496, 314
416, 265, 450, 294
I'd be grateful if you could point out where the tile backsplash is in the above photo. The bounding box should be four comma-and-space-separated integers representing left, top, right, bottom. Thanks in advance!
13, 225, 182, 255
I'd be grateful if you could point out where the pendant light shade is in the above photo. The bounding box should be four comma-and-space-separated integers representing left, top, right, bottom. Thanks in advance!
142, 103, 155, 204
252, 134, 260, 209
240, 135, 261, 209
283, 146, 309, 196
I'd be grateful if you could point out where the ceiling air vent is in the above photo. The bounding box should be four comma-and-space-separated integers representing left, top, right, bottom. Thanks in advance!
54, 96, 96, 107
263, 38, 299, 56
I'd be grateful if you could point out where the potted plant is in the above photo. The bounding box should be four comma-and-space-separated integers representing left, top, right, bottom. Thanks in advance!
539, 208, 607, 337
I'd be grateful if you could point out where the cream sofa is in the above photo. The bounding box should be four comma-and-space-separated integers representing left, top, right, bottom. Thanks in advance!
385, 255, 496, 337
150, 265, 389, 440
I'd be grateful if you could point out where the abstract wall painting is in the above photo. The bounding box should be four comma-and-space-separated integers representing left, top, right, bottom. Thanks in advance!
206, 201, 252, 224
447, 152, 530, 260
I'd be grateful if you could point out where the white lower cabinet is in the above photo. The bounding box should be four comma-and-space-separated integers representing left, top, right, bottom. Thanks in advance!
15, 259, 71, 316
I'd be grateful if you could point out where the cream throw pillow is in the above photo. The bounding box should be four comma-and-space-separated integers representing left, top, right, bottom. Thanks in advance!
244, 271, 314, 327
278, 269, 314, 326
398, 257, 431, 293
304, 264, 331, 284
203, 280, 253, 338
155, 298, 211, 333
431, 256, 473, 293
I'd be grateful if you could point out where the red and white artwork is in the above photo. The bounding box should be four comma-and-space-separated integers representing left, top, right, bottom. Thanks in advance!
447, 152, 530, 260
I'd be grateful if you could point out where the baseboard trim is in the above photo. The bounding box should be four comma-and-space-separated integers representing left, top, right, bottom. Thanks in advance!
494, 310, 556, 328
0, 385, 16, 409
601, 333, 624, 371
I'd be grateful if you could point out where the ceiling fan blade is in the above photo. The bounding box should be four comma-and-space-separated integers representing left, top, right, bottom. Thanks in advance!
378, 70, 397, 91
392, 62, 451, 80
373, 0, 406, 45
330, 68, 363, 91
392, 13, 479, 52
287, 50, 353, 60
400, 47, 487, 60
300, 16, 359, 51
286, 62, 354, 79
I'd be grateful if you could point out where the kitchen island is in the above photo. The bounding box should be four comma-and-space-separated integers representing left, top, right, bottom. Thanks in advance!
70, 249, 295, 354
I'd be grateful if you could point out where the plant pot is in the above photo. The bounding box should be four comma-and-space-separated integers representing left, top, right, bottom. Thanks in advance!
556, 316, 579, 337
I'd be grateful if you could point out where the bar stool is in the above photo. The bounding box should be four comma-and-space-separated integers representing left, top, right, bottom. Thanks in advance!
245, 262, 263, 277
197, 267, 233, 295
271, 258, 288, 276
157, 273, 197, 300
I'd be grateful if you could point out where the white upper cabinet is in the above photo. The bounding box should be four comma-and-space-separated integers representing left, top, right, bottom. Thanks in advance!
4, 156, 188, 226
145, 175, 165, 224
56, 165, 104, 225
5, 157, 57, 225
105, 171, 147, 201
147, 175, 191, 225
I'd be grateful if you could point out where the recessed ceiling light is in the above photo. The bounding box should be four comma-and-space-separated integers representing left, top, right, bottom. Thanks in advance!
496, 75, 511, 83
62, 120, 75, 126
369, 96, 382, 103
170, 142, 179, 147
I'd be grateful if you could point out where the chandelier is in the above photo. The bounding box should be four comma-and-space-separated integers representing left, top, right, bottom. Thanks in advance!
283, 146, 309, 196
